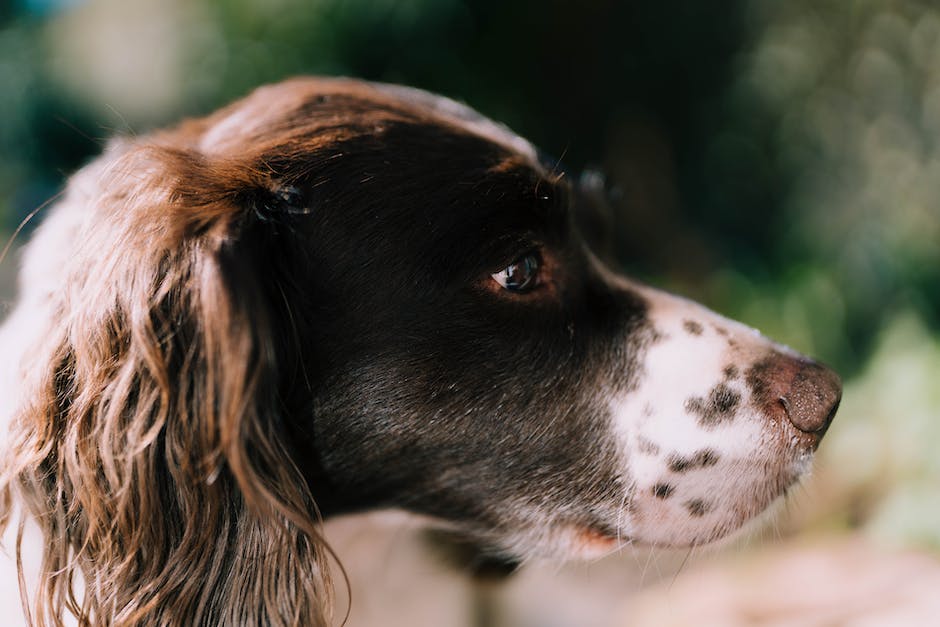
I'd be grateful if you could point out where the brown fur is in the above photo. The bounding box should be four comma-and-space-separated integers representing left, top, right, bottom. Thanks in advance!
0, 78, 416, 627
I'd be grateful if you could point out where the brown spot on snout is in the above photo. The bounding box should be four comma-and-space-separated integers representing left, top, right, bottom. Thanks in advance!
637, 436, 661, 455
747, 353, 842, 446
685, 383, 741, 427
684, 498, 711, 517
683, 320, 704, 336
652, 483, 675, 499
667, 449, 720, 473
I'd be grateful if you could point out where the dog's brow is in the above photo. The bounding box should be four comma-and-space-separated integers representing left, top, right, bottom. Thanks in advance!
534, 176, 571, 221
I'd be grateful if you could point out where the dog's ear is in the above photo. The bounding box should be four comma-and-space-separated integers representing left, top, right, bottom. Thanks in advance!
0, 141, 334, 626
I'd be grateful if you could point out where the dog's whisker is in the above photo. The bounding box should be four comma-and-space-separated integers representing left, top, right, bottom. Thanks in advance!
669, 544, 696, 592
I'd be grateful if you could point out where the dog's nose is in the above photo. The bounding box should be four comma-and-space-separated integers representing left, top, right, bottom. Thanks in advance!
751, 353, 842, 437
781, 360, 842, 434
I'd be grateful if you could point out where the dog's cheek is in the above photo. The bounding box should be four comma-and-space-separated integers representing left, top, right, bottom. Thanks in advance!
311, 356, 634, 561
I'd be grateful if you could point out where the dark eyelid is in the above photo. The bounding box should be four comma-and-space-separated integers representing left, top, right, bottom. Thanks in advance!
482, 232, 542, 271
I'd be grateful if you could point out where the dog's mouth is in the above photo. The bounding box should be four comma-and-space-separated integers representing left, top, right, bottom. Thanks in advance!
531, 520, 629, 560
572, 525, 623, 556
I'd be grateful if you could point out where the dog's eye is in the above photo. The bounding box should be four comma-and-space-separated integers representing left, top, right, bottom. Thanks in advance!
492, 253, 540, 293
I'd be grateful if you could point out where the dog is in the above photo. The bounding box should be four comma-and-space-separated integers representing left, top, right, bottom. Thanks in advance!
0, 77, 841, 626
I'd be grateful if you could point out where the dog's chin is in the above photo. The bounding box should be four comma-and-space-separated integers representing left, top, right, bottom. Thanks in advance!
624, 456, 813, 549
416, 443, 817, 564
473, 504, 772, 563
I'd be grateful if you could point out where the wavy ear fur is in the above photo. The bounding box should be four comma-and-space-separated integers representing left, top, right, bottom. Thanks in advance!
0, 140, 332, 626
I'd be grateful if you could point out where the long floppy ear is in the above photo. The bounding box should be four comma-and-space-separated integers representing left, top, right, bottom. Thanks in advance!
0, 141, 333, 626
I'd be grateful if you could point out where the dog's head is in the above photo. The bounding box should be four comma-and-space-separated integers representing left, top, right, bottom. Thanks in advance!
209, 79, 838, 553
1, 77, 840, 624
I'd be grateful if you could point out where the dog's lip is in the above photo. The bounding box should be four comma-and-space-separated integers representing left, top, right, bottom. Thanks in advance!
571, 522, 623, 549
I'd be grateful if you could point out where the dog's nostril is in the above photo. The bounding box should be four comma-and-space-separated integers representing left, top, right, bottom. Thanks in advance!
778, 360, 842, 434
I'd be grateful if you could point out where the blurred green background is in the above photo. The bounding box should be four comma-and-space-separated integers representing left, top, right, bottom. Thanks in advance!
1, 0, 938, 552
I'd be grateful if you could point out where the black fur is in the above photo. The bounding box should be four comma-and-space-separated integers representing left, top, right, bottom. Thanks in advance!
233, 116, 656, 552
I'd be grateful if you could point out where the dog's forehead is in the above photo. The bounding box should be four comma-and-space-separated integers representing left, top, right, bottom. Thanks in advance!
199, 77, 539, 165
369, 82, 539, 161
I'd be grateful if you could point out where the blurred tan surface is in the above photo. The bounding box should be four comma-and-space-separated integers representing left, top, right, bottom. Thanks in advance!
324, 511, 685, 627
323, 513, 940, 627
5, 508, 940, 626
625, 536, 940, 627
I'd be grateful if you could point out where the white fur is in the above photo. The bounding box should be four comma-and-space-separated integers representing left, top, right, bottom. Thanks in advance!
607, 282, 804, 546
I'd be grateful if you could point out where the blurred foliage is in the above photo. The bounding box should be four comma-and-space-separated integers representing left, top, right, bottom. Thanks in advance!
823, 311, 940, 550
0, 0, 938, 545
6, 0, 937, 372
723, 0, 940, 372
